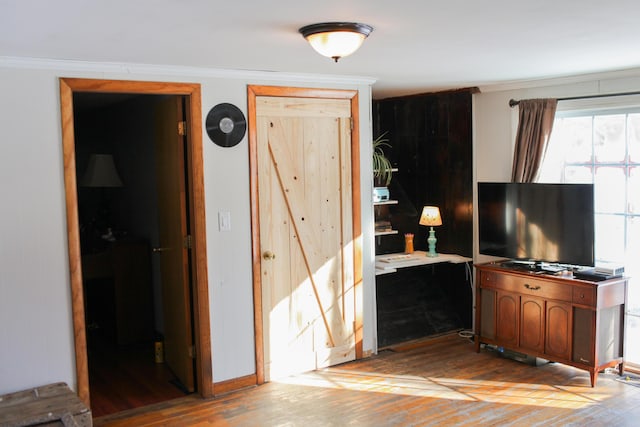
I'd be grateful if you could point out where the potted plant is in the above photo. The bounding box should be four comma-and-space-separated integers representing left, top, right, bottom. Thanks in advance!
372, 132, 393, 187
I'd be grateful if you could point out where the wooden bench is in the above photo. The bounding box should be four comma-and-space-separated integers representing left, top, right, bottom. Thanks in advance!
0, 383, 91, 427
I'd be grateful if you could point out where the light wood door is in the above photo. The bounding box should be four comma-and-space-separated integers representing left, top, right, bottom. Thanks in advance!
256, 95, 356, 381
154, 96, 195, 392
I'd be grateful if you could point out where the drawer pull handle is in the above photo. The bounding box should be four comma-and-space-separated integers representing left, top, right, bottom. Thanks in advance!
579, 357, 590, 363
524, 284, 541, 291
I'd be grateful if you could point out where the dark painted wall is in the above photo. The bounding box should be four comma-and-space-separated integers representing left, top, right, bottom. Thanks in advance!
373, 90, 473, 257
372, 89, 475, 347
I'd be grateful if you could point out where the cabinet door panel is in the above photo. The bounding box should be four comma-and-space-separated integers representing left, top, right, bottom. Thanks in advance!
480, 288, 496, 339
597, 305, 623, 362
572, 307, 594, 365
496, 291, 518, 347
546, 301, 572, 360
520, 296, 545, 353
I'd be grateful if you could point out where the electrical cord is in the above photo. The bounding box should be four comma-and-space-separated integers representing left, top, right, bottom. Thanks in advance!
459, 261, 475, 342
458, 329, 475, 340
464, 261, 474, 290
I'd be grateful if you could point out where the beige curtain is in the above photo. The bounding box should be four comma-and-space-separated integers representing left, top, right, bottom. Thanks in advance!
511, 98, 558, 183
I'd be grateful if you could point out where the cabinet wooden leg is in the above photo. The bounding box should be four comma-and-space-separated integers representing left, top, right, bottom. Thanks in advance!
589, 370, 597, 387
474, 337, 481, 353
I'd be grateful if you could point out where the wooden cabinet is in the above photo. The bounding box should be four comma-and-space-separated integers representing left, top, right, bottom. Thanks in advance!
475, 262, 627, 387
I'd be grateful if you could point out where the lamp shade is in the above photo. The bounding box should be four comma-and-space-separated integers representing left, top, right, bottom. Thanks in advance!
419, 206, 442, 227
81, 154, 123, 187
299, 22, 373, 62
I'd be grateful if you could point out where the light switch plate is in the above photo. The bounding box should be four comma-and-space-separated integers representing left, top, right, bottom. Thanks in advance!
218, 211, 231, 231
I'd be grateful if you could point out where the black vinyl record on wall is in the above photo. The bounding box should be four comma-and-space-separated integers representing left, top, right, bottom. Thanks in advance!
206, 103, 247, 147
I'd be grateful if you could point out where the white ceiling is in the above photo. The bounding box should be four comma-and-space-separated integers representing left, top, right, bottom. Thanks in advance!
2, 0, 640, 98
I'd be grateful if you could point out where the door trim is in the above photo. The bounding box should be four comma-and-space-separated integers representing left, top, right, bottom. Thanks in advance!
59, 78, 213, 405
247, 85, 363, 384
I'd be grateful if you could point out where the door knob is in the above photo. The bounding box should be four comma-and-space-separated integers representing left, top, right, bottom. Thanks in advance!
263, 251, 276, 260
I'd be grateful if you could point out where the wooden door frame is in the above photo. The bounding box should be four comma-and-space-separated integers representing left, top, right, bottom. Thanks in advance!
247, 85, 363, 384
59, 78, 213, 406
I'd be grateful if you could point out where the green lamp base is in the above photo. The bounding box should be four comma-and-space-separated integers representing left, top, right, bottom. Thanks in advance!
426, 226, 438, 257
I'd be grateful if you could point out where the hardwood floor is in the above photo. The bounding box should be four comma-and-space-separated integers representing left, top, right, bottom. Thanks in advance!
94, 333, 640, 426
88, 336, 188, 417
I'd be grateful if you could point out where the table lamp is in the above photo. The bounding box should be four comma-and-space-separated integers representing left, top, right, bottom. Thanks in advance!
81, 154, 123, 188
419, 206, 442, 257
80, 153, 123, 239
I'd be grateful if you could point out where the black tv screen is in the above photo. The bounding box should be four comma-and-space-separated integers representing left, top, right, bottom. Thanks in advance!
478, 182, 595, 266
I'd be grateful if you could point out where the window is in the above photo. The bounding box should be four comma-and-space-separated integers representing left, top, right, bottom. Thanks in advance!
538, 96, 640, 369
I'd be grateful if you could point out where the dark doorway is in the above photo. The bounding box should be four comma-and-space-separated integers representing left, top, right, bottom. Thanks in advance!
73, 93, 192, 416
60, 78, 213, 412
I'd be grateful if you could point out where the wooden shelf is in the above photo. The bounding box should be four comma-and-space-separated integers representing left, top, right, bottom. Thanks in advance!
374, 199, 398, 206
374, 229, 398, 237
373, 168, 397, 242
375, 251, 471, 275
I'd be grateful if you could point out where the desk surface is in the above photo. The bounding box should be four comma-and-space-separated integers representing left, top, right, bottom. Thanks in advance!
375, 251, 472, 275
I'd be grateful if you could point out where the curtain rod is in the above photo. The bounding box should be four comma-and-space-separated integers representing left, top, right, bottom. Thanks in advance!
509, 90, 640, 107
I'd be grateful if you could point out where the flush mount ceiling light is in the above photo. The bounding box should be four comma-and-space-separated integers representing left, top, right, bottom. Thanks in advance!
299, 22, 373, 62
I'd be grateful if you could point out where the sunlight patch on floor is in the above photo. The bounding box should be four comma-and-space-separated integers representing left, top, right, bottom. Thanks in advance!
274, 368, 612, 409
275, 369, 471, 401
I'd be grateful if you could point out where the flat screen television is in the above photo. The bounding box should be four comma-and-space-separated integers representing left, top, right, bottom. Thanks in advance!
478, 182, 595, 267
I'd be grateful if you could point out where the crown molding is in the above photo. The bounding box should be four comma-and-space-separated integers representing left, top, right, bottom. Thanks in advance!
0, 56, 377, 87
477, 67, 640, 93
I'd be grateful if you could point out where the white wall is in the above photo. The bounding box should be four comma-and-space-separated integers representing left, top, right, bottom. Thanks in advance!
0, 57, 377, 394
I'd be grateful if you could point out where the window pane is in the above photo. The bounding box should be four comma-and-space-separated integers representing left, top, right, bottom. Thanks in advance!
594, 167, 625, 213
629, 114, 640, 163
630, 166, 640, 215
627, 284, 640, 314
540, 125, 571, 182
561, 116, 593, 163
594, 114, 626, 162
544, 108, 640, 366
626, 216, 640, 312
563, 165, 592, 183
595, 213, 625, 262
625, 315, 640, 365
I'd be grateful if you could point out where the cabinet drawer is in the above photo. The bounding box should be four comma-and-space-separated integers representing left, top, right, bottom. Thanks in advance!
572, 285, 596, 307
480, 271, 572, 302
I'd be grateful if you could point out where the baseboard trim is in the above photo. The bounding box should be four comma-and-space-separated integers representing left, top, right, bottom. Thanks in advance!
213, 374, 257, 396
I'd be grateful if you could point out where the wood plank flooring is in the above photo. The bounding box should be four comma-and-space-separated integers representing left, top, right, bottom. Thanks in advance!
88, 338, 188, 417
94, 333, 640, 426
